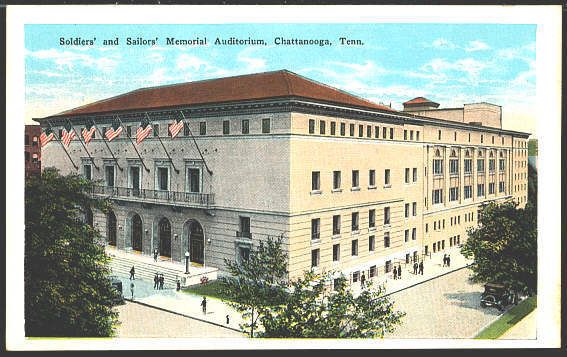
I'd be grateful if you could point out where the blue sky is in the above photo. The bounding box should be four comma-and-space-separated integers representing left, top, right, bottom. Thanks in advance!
25, 23, 536, 135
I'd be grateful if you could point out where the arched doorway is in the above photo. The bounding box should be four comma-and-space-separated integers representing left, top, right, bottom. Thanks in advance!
189, 221, 204, 264
158, 217, 172, 257
107, 211, 117, 246
131, 214, 143, 252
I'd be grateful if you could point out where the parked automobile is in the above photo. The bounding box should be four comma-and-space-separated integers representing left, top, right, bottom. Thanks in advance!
109, 276, 125, 305
480, 283, 515, 311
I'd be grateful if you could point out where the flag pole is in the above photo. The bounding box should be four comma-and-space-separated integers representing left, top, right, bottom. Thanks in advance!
66, 118, 99, 170
145, 113, 179, 174
91, 117, 123, 171
115, 115, 150, 173
46, 119, 79, 170
179, 111, 213, 175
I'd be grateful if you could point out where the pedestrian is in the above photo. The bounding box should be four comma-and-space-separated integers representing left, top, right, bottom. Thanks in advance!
419, 261, 424, 275
393, 266, 398, 280
159, 274, 164, 290
201, 297, 207, 315
154, 273, 159, 289
413, 262, 418, 274
447, 254, 451, 267
129, 265, 135, 280
443, 254, 447, 267
226, 315, 230, 325
130, 281, 135, 300
153, 248, 158, 262
361, 272, 366, 287
176, 279, 181, 291
398, 265, 402, 279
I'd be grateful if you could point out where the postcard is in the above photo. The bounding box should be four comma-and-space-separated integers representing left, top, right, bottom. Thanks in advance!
6, 4, 562, 350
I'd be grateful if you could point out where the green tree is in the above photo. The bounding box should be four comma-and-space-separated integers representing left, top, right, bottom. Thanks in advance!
259, 272, 405, 338
219, 235, 289, 337
527, 163, 537, 207
461, 201, 537, 298
25, 168, 119, 337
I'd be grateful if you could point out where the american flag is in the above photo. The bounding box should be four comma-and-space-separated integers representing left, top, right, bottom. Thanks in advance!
105, 119, 123, 141
61, 127, 76, 147
136, 118, 152, 144
40, 128, 54, 147
82, 123, 96, 144
169, 117, 184, 139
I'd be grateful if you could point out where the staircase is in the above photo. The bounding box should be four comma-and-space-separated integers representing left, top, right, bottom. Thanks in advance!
105, 247, 218, 288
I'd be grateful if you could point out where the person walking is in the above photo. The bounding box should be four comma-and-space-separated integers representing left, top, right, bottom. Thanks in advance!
226, 315, 230, 325
447, 254, 451, 267
361, 272, 366, 287
442, 254, 447, 267
398, 265, 402, 279
393, 265, 398, 280
176, 279, 181, 291
413, 262, 418, 274
419, 261, 424, 275
130, 281, 135, 300
159, 274, 164, 290
153, 248, 159, 262
129, 266, 135, 280
154, 273, 159, 290
201, 297, 207, 315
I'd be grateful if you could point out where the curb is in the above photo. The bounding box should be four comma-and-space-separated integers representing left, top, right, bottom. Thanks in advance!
383, 263, 472, 298
122, 298, 244, 334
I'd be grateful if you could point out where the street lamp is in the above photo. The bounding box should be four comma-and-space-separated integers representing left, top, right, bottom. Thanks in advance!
185, 251, 190, 274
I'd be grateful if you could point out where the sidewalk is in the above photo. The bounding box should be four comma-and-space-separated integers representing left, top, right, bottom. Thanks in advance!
498, 309, 537, 340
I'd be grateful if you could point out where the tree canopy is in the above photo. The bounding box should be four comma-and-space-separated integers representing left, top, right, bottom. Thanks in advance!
25, 168, 119, 337
461, 201, 537, 297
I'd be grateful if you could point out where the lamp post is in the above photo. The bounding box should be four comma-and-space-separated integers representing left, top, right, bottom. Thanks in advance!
185, 251, 190, 274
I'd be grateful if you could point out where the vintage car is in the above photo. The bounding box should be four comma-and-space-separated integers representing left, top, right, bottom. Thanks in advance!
109, 276, 125, 305
480, 283, 515, 311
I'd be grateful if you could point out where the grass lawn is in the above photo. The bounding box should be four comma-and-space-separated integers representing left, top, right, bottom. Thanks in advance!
181, 280, 233, 301
475, 296, 537, 339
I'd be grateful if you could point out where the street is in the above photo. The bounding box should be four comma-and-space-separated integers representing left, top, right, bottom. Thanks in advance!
385, 267, 502, 338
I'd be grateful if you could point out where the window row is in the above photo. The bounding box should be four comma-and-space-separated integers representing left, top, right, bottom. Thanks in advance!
431, 182, 505, 205
438, 130, 508, 146
311, 169, 396, 192
432, 158, 505, 176
311, 208, 392, 240
426, 213, 475, 233
308, 119, 397, 140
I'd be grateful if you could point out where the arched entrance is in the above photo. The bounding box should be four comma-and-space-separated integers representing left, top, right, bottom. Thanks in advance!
107, 211, 117, 246
131, 214, 143, 252
189, 221, 204, 264
158, 217, 172, 257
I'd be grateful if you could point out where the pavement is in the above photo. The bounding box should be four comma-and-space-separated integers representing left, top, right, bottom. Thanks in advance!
498, 309, 537, 340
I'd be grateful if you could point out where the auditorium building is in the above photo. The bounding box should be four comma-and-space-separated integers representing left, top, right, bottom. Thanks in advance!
36, 70, 530, 283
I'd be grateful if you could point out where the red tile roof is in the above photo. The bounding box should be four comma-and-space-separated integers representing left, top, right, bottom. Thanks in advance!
52, 70, 395, 117
403, 97, 439, 107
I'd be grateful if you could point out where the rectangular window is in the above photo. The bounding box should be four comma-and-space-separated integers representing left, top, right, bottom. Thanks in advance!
464, 159, 472, 174
489, 159, 496, 173
187, 168, 201, 193
426, 223, 428, 233
384, 169, 391, 186
433, 189, 443, 204
311, 171, 320, 191
184, 122, 190, 136
333, 244, 340, 262
369, 169, 376, 187
366, 125, 372, 138
481, 135, 484, 143
384, 232, 390, 248
454, 132, 457, 141
333, 171, 341, 190
375, 126, 379, 138
157, 167, 169, 190
416, 131, 420, 141
477, 183, 485, 197
352, 271, 360, 283
412, 202, 417, 216
477, 159, 485, 173
105, 165, 115, 187
369, 209, 375, 228
350, 124, 355, 136
311, 249, 320, 268
438, 130, 441, 140
311, 218, 320, 240
449, 187, 459, 201
405, 168, 410, 183
385, 260, 392, 273
308, 119, 315, 134
351, 239, 358, 256
390, 128, 394, 139
320, 120, 326, 135
382, 127, 387, 139
238, 246, 250, 263
499, 159, 505, 171
369, 265, 377, 278
83, 164, 92, 180
128, 166, 141, 192
404, 130, 408, 140
369, 235, 375, 251
262, 118, 270, 133
199, 121, 207, 135
499, 181, 505, 193
384, 207, 390, 225
242, 119, 249, 134
405, 203, 410, 218
351, 212, 359, 231
413, 168, 418, 182
433, 159, 443, 175
153, 124, 160, 137
223, 120, 230, 135
464, 185, 472, 199
340, 122, 346, 136
450, 159, 459, 175
352, 170, 359, 188
404, 229, 409, 242
358, 125, 363, 137
412, 228, 416, 241
489, 182, 495, 194
239, 216, 251, 238
330, 122, 336, 135
410, 130, 414, 140
333, 215, 341, 235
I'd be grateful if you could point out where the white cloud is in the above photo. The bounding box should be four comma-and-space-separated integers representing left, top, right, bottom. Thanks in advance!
429, 38, 457, 49
465, 40, 490, 52
176, 54, 210, 72
237, 47, 267, 72
145, 52, 165, 64
26, 48, 120, 72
